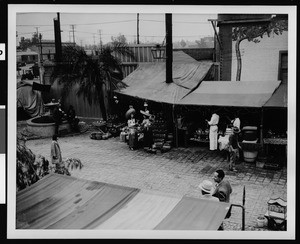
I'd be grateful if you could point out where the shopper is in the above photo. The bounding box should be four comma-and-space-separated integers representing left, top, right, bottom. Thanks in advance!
199, 180, 219, 202
66, 105, 79, 132
140, 110, 154, 150
128, 113, 138, 150
227, 126, 242, 172
50, 134, 62, 165
230, 112, 241, 130
206, 111, 220, 150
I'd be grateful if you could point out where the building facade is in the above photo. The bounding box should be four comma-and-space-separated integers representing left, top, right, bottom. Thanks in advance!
217, 14, 288, 82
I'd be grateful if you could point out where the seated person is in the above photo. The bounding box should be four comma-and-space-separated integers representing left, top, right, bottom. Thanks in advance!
67, 105, 79, 132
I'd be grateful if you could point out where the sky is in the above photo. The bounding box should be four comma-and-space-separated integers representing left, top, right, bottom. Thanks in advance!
16, 12, 217, 46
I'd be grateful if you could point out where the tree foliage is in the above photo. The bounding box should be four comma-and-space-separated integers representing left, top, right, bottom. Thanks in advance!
51, 42, 133, 121
180, 39, 187, 48
231, 16, 288, 81
111, 33, 127, 44
19, 32, 43, 50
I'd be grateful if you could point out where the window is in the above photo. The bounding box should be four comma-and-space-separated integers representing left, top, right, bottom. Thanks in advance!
278, 51, 287, 83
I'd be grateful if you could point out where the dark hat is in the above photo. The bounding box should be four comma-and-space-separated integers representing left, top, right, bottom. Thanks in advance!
125, 107, 136, 119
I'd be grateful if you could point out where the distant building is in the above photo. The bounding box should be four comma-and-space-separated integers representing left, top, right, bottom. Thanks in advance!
17, 49, 38, 64
30, 40, 76, 62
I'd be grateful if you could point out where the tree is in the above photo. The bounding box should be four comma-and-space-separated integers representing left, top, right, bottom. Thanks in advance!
19, 32, 43, 51
180, 39, 187, 48
19, 37, 32, 50
51, 42, 133, 121
232, 15, 288, 81
111, 33, 127, 44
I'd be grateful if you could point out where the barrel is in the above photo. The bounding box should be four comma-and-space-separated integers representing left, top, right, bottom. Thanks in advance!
243, 150, 258, 163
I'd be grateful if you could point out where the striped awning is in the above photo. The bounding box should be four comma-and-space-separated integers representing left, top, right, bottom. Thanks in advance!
16, 173, 230, 230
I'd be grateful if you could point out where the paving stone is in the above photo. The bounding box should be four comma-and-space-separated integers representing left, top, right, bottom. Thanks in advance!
25, 131, 288, 231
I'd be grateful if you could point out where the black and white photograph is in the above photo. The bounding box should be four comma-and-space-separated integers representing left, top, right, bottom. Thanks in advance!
3, 3, 297, 240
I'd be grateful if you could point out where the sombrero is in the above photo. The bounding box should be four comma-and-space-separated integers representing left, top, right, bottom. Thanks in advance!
140, 110, 151, 117
198, 180, 214, 194
125, 107, 136, 119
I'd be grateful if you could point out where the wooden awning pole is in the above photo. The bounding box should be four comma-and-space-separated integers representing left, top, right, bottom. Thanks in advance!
260, 108, 264, 148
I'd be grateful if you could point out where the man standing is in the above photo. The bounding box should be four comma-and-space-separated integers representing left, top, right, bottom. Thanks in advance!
206, 111, 220, 150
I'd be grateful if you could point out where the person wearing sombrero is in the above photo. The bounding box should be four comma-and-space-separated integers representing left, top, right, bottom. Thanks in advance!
140, 110, 154, 150
227, 126, 241, 171
199, 180, 219, 202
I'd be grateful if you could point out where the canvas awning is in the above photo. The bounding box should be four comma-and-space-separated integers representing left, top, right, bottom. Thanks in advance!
178, 80, 282, 107
116, 51, 213, 104
263, 80, 287, 108
16, 173, 230, 230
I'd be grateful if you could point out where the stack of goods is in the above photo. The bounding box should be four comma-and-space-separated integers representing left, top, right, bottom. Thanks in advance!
151, 113, 172, 153
90, 129, 112, 140
192, 128, 209, 141
119, 127, 129, 142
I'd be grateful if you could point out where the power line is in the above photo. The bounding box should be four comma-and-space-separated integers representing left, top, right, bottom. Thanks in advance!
140, 19, 211, 24
17, 19, 137, 27
17, 19, 212, 27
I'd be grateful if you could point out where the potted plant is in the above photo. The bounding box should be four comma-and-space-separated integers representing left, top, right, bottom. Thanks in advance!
257, 214, 267, 228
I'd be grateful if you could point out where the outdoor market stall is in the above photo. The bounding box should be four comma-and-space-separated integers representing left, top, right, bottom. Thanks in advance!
16, 173, 231, 230
115, 48, 286, 164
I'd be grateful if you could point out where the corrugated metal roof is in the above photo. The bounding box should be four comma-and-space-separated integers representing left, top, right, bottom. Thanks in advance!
16, 173, 230, 230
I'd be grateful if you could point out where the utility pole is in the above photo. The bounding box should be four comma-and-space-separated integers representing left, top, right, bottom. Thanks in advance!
35, 27, 39, 39
70, 24, 76, 44
98, 29, 102, 50
69, 31, 71, 43
137, 13, 140, 44
165, 13, 173, 84
93, 34, 96, 49
54, 12, 62, 62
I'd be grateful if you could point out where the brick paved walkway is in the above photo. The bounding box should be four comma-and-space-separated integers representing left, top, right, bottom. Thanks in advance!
25, 131, 287, 231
